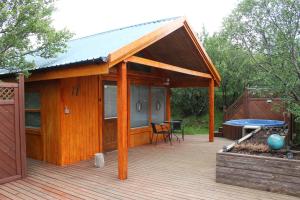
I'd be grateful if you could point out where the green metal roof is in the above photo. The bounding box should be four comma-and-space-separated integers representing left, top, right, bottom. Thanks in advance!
31, 17, 180, 70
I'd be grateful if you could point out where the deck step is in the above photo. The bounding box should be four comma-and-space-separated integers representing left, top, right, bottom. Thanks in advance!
219, 127, 223, 132
214, 131, 223, 137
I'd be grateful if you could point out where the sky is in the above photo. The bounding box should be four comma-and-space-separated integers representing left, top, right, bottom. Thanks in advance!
52, 0, 239, 39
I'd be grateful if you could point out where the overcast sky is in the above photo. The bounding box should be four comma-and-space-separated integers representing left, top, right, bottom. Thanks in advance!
52, 0, 239, 39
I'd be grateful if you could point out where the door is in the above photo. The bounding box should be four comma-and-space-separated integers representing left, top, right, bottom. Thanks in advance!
103, 81, 118, 152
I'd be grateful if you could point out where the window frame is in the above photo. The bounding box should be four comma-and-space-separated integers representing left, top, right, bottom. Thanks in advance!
25, 87, 41, 132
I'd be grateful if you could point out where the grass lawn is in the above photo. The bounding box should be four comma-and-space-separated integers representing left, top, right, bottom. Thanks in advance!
172, 110, 223, 135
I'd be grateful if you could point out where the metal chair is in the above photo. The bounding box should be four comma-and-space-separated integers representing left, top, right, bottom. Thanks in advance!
171, 120, 184, 141
150, 123, 172, 145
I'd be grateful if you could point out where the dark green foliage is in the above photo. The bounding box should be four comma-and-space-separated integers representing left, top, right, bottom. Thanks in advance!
223, 0, 300, 120
0, 0, 72, 74
171, 88, 208, 117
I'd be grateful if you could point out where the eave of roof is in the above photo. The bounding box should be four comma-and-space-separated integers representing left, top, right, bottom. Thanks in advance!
1, 16, 221, 86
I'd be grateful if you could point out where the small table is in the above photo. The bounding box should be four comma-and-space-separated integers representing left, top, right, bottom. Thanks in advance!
163, 120, 183, 142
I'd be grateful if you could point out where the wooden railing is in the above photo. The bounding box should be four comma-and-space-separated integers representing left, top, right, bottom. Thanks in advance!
223, 90, 248, 121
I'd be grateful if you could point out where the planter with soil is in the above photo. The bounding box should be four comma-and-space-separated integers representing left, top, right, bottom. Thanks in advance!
216, 128, 300, 197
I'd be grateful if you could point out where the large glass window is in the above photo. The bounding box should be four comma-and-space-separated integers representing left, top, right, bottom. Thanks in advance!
104, 84, 117, 118
130, 85, 149, 128
25, 92, 41, 128
151, 87, 166, 124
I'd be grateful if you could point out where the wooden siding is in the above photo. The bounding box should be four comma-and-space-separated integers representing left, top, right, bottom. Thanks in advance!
103, 118, 117, 152
60, 76, 100, 165
0, 136, 298, 200
25, 81, 61, 164
222, 124, 244, 140
41, 81, 61, 165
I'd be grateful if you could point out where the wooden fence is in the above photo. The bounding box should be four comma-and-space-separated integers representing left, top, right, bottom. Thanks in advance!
0, 74, 26, 184
224, 89, 285, 121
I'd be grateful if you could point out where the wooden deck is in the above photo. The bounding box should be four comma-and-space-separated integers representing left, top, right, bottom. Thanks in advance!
0, 135, 298, 200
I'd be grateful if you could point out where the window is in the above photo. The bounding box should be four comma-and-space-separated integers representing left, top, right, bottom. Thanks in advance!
25, 92, 41, 128
104, 84, 117, 118
130, 85, 149, 128
151, 87, 166, 123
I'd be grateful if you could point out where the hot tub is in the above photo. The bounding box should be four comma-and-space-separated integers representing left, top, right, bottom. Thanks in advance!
222, 119, 285, 140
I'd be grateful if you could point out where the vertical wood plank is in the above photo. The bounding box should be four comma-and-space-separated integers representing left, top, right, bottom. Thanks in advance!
166, 88, 171, 122
98, 76, 104, 153
117, 62, 128, 180
18, 74, 26, 177
209, 79, 214, 142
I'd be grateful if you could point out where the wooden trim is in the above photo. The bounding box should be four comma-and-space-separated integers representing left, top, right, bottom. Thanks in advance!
209, 78, 214, 142
25, 109, 40, 112
126, 56, 212, 79
18, 74, 26, 177
166, 88, 171, 122
117, 62, 128, 180
170, 80, 209, 88
14, 86, 21, 176
130, 126, 152, 135
0, 100, 14, 105
0, 175, 22, 185
26, 127, 41, 135
26, 63, 109, 82
182, 21, 221, 85
0, 82, 18, 87
108, 17, 185, 67
98, 76, 104, 153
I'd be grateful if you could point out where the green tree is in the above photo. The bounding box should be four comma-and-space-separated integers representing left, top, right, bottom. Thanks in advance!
0, 0, 72, 74
203, 32, 255, 109
223, 0, 300, 119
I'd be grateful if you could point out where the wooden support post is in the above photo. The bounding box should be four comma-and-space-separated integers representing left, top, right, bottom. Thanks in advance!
166, 88, 171, 121
117, 62, 128, 180
18, 74, 26, 177
209, 78, 214, 142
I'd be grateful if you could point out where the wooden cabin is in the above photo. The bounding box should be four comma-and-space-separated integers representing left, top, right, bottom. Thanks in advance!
8, 17, 221, 180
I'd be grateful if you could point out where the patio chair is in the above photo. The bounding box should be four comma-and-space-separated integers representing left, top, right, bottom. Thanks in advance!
171, 120, 185, 141
150, 123, 172, 145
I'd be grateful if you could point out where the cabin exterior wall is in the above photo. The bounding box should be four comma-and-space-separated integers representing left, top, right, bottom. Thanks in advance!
25, 70, 171, 166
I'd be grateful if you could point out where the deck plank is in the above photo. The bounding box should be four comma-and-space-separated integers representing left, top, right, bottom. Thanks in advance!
0, 135, 298, 200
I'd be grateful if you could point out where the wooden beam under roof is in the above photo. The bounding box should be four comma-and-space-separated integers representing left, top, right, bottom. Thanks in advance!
26, 63, 109, 82
126, 56, 212, 79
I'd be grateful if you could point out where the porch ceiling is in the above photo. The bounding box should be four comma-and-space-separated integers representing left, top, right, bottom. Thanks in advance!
138, 27, 209, 74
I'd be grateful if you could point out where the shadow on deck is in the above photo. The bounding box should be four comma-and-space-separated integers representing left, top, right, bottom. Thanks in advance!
0, 135, 298, 200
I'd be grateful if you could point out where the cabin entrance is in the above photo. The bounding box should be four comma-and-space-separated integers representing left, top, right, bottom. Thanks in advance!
103, 81, 118, 152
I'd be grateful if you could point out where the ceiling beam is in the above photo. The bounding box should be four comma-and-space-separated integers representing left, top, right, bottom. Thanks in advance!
125, 56, 212, 79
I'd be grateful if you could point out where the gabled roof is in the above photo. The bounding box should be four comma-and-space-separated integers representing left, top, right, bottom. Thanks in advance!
30, 17, 180, 69
1, 17, 221, 84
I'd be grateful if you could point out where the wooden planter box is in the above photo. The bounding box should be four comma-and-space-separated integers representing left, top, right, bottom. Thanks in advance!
216, 151, 300, 197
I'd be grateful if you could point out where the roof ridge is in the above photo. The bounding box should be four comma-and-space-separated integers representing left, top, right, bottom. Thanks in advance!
69, 16, 182, 42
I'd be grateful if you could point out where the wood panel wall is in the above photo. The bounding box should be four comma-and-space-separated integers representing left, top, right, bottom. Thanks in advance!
60, 76, 100, 165
41, 81, 61, 164
25, 81, 61, 164
103, 118, 117, 151
24, 69, 172, 166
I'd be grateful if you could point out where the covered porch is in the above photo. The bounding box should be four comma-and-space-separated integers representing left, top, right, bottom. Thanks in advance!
0, 135, 297, 200
114, 54, 217, 179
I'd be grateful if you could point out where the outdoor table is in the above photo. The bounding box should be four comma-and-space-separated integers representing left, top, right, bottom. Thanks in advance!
163, 120, 182, 142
